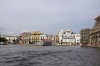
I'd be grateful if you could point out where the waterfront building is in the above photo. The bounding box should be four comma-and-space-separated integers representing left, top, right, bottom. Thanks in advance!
46, 35, 57, 43
20, 32, 31, 44
39, 34, 47, 44
74, 34, 81, 44
20, 31, 43, 44
80, 28, 91, 44
89, 15, 100, 46
31, 31, 43, 43
5, 36, 17, 44
40, 35, 51, 42
58, 29, 80, 45
40, 34, 47, 40
0, 34, 19, 44
19, 33, 26, 44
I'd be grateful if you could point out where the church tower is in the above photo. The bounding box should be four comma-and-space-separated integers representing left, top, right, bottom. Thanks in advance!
66, 29, 70, 33
61, 28, 64, 32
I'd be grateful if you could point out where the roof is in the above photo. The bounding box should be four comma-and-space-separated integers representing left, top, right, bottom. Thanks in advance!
66, 29, 70, 32
32, 31, 43, 35
42, 39, 51, 42
71, 32, 74, 34
94, 15, 100, 20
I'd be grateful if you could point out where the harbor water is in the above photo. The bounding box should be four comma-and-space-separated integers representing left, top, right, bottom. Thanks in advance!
0, 45, 100, 66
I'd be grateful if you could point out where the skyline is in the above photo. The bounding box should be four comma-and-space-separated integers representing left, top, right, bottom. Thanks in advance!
0, 0, 100, 36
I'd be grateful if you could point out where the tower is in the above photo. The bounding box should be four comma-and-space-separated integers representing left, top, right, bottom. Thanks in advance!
61, 28, 64, 32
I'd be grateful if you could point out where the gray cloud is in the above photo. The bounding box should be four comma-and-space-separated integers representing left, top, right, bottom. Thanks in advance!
8, 31, 14, 34
21, 30, 28, 33
0, 0, 100, 35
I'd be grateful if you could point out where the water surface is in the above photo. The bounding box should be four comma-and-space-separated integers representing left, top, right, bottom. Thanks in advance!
0, 45, 100, 66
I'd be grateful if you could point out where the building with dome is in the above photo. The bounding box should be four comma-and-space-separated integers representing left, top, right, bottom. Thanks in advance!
58, 29, 80, 45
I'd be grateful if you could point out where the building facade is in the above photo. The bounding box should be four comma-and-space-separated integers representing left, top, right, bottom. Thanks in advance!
74, 34, 81, 44
40, 35, 47, 40
20, 31, 43, 44
21, 32, 31, 44
58, 29, 80, 45
0, 35, 18, 44
30, 31, 43, 43
89, 15, 100, 46
80, 28, 91, 44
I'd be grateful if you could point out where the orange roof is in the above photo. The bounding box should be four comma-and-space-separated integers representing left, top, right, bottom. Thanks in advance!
42, 39, 51, 41
94, 15, 100, 20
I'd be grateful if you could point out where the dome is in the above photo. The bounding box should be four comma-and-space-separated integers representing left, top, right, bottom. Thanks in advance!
66, 29, 70, 32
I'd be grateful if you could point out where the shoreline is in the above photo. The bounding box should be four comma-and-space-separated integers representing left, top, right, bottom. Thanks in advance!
82, 44, 100, 48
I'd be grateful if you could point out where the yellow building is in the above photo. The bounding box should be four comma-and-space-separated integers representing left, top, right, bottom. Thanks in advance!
30, 31, 43, 42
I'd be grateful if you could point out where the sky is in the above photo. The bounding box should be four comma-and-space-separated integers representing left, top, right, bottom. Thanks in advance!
0, 0, 100, 36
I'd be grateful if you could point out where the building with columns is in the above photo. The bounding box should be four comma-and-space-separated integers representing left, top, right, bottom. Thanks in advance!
20, 31, 43, 44
58, 29, 80, 45
89, 15, 100, 46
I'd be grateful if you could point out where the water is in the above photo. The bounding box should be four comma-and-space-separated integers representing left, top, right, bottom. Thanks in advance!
0, 45, 100, 66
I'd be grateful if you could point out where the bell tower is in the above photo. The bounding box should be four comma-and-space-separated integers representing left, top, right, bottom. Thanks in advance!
61, 28, 64, 32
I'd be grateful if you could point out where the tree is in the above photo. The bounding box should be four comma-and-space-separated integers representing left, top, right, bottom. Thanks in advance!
13, 39, 16, 44
0, 37, 8, 42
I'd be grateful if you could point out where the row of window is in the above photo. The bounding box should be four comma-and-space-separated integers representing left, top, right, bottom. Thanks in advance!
81, 33, 89, 35
81, 37, 88, 40
62, 35, 80, 38
81, 30, 90, 32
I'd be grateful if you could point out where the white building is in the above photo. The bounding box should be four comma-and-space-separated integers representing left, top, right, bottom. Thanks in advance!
0, 34, 18, 44
74, 34, 81, 44
5, 36, 17, 43
58, 29, 80, 45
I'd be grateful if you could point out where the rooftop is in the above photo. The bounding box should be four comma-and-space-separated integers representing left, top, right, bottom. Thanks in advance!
94, 15, 100, 20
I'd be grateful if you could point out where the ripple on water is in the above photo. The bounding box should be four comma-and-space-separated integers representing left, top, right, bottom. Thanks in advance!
0, 45, 100, 66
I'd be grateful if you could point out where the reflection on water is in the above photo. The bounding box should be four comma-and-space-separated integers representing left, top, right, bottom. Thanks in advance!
0, 45, 100, 66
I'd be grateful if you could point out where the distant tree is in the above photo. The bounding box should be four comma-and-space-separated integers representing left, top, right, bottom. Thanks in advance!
0, 37, 8, 42
13, 39, 16, 44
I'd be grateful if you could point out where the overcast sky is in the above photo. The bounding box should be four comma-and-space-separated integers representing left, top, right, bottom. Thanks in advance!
0, 0, 100, 36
